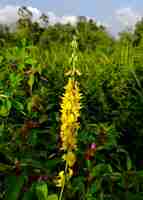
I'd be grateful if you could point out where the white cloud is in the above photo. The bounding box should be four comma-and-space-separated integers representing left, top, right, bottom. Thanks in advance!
0, 5, 109, 28
27, 6, 41, 21
0, 5, 42, 24
60, 15, 78, 25
0, 5, 19, 24
115, 7, 141, 28
0, 5, 78, 25
44, 11, 78, 25
46, 11, 58, 24
0, 4, 112, 35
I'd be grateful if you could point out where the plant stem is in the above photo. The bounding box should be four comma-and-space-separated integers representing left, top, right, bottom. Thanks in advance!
59, 161, 68, 200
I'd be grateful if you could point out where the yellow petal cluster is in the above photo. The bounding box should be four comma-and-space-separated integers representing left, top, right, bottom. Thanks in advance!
56, 77, 81, 189
68, 168, 73, 177
56, 171, 65, 187
63, 151, 76, 167
56, 168, 73, 187
60, 78, 81, 151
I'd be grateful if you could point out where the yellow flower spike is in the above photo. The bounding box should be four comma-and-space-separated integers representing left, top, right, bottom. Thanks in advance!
56, 171, 65, 188
57, 37, 81, 200
60, 78, 81, 151
63, 151, 76, 168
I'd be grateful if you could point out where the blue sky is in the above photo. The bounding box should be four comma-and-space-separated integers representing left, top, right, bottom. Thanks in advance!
0, 0, 142, 35
0, 0, 136, 16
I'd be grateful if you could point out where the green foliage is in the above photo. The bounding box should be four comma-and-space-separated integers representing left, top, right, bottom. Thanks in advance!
5, 176, 26, 200
0, 7, 143, 200
36, 182, 48, 200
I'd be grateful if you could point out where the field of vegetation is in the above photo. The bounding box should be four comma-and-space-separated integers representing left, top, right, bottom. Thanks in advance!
1, 6, 143, 200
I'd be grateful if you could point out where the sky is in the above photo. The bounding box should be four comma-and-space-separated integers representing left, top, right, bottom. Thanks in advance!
0, 0, 143, 36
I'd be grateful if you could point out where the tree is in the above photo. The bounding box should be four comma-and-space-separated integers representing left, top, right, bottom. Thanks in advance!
133, 18, 143, 46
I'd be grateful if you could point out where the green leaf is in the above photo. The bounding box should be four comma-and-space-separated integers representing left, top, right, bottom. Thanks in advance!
47, 194, 58, 200
91, 164, 108, 177
25, 58, 34, 65
14, 101, 24, 111
137, 170, 143, 177
127, 157, 132, 170
10, 73, 22, 88
90, 182, 97, 194
39, 114, 48, 123
0, 99, 12, 117
22, 190, 34, 200
28, 74, 35, 91
22, 184, 36, 200
28, 129, 38, 145
36, 182, 48, 200
19, 63, 25, 70
107, 164, 113, 173
0, 56, 3, 63
27, 100, 32, 113
5, 176, 25, 200
0, 163, 12, 172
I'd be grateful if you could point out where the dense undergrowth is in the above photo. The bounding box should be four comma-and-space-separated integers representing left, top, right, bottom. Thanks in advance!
0, 6, 143, 200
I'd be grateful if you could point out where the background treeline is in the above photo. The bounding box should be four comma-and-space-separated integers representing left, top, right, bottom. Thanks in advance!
1, 6, 143, 200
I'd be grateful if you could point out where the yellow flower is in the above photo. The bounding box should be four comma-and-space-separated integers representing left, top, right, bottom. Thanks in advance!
68, 168, 73, 178
60, 78, 81, 151
56, 171, 65, 188
57, 76, 81, 188
63, 151, 76, 167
